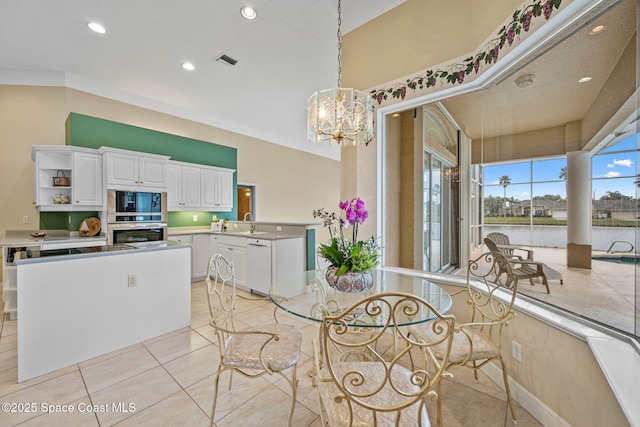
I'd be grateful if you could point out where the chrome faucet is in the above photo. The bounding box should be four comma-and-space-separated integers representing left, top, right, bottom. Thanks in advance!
243, 212, 255, 233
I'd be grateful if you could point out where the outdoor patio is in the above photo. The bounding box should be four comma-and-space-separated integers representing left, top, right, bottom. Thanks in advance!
473, 246, 637, 335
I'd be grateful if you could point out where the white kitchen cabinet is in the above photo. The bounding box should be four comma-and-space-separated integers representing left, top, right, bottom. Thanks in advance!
32, 146, 103, 211
217, 235, 247, 287
166, 161, 201, 211
170, 235, 193, 278
101, 147, 169, 190
201, 166, 235, 212
73, 151, 102, 206
192, 234, 211, 279
272, 237, 306, 289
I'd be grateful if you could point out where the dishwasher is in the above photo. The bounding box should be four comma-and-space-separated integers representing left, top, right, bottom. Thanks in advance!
246, 239, 272, 295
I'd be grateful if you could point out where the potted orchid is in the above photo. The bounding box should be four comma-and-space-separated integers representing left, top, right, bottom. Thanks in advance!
313, 198, 379, 292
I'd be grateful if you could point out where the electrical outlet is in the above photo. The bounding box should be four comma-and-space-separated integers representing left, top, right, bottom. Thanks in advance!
276, 226, 282, 231
128, 274, 137, 287
511, 340, 522, 362
192, 214, 198, 222
22, 216, 29, 224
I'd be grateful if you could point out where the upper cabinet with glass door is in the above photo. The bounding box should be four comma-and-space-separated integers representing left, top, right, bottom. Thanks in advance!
31, 146, 103, 211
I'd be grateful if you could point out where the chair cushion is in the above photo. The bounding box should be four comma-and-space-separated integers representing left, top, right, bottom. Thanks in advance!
408, 324, 499, 365
223, 324, 301, 372
317, 361, 431, 427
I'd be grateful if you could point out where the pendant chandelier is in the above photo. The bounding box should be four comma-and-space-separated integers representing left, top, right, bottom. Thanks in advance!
307, 0, 374, 147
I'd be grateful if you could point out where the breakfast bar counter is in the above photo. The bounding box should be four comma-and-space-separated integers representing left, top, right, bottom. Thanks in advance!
13, 241, 191, 382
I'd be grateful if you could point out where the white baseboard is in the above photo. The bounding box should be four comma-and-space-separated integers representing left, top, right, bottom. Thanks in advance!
482, 363, 571, 427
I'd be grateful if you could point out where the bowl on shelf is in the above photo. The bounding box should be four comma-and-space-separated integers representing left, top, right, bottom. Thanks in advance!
79, 217, 101, 237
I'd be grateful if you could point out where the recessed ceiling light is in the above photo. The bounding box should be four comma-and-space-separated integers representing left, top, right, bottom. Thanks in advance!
87, 22, 106, 34
240, 6, 257, 20
392, 113, 400, 118
589, 25, 607, 35
182, 62, 196, 71
578, 76, 592, 83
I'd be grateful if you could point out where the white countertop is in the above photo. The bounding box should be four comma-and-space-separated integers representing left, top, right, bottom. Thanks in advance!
0, 230, 107, 247
168, 225, 312, 241
12, 240, 189, 265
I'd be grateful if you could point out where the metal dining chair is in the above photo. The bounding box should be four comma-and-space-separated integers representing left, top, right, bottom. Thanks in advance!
408, 252, 519, 424
313, 292, 456, 426
205, 253, 302, 427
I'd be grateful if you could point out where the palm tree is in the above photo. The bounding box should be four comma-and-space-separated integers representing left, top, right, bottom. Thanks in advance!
559, 166, 568, 201
498, 175, 511, 217
559, 166, 567, 180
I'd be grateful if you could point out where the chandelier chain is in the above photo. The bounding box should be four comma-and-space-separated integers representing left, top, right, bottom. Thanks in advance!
337, 0, 342, 88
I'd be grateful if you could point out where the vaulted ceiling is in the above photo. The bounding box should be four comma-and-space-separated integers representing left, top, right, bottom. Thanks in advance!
0, 0, 405, 161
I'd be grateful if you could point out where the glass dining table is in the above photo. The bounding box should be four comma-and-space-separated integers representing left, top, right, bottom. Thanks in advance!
269, 268, 452, 327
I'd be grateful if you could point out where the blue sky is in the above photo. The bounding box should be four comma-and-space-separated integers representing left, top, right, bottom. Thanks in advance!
484, 134, 638, 200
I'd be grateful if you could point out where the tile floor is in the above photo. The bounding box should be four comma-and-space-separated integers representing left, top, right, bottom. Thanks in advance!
0, 281, 542, 427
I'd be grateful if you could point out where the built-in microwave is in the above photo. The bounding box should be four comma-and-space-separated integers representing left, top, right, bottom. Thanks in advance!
107, 190, 167, 223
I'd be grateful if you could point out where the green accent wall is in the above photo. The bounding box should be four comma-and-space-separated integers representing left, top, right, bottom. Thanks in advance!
40, 212, 101, 232
306, 229, 316, 270
65, 113, 236, 169
40, 113, 239, 228
168, 211, 234, 227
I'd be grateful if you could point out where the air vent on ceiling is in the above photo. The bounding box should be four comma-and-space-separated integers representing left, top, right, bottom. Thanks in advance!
216, 54, 238, 66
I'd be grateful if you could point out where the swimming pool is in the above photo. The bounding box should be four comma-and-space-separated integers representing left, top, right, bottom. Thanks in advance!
592, 255, 639, 265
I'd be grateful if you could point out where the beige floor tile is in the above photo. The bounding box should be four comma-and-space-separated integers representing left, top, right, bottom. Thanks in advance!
1, 370, 88, 425
0, 364, 78, 398
77, 343, 145, 370
191, 309, 212, 329
91, 366, 181, 426
115, 390, 210, 427
232, 305, 278, 326
434, 375, 542, 427
193, 324, 217, 344
80, 347, 159, 394
273, 358, 319, 415
16, 396, 99, 427
143, 329, 211, 364
162, 345, 219, 389
1, 320, 17, 337
185, 370, 273, 421
0, 333, 17, 354
0, 347, 17, 372
214, 383, 317, 427
141, 327, 191, 346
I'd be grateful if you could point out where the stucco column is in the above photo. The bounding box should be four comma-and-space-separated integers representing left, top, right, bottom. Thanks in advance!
566, 150, 591, 268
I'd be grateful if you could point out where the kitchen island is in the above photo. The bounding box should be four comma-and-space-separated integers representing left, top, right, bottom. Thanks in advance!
12, 241, 191, 382
1, 230, 108, 319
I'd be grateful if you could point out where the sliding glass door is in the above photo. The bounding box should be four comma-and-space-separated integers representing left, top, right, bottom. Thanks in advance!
423, 150, 452, 271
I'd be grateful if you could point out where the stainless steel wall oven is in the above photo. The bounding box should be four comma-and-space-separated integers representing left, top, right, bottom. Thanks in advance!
106, 190, 167, 245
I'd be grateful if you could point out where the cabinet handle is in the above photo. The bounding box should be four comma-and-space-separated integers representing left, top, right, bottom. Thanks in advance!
75, 200, 79, 203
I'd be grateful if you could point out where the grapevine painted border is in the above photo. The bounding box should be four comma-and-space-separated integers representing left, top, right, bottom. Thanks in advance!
369, 0, 563, 104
